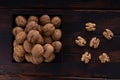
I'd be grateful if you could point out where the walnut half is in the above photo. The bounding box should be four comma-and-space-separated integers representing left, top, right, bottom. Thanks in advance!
75, 36, 86, 47
99, 53, 110, 63
90, 37, 100, 48
85, 22, 96, 31
103, 29, 114, 40
81, 52, 91, 64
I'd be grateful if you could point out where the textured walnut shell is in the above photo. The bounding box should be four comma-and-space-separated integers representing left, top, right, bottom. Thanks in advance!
31, 56, 44, 64
14, 45, 26, 57
25, 21, 40, 33
28, 16, 39, 23
52, 29, 62, 41
42, 23, 55, 36
52, 41, 62, 53
13, 40, 19, 47
13, 53, 24, 62
44, 53, 55, 63
12, 27, 23, 36
16, 31, 27, 44
27, 30, 40, 43
43, 44, 54, 58
15, 16, 27, 27
31, 44, 44, 57
40, 15, 50, 25
44, 36, 53, 44
25, 54, 33, 62
23, 40, 33, 53
51, 16, 61, 27
36, 33, 44, 45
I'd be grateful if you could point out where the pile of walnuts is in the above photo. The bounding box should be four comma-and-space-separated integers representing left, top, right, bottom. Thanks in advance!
12, 15, 62, 64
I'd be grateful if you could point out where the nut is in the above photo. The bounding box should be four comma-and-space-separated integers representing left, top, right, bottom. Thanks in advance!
27, 30, 41, 44
13, 40, 19, 47
52, 29, 62, 41
43, 44, 54, 58
81, 52, 91, 64
25, 54, 33, 62
51, 16, 61, 27
103, 29, 114, 40
44, 53, 55, 63
31, 44, 44, 57
42, 23, 55, 36
13, 53, 24, 62
28, 16, 39, 23
52, 41, 62, 53
23, 40, 34, 53
12, 27, 23, 36
15, 16, 27, 27
99, 53, 110, 63
25, 21, 40, 33
40, 15, 50, 25
31, 56, 44, 64
90, 37, 100, 48
75, 36, 86, 46
15, 31, 27, 44
85, 22, 96, 31
44, 36, 53, 44
14, 45, 26, 57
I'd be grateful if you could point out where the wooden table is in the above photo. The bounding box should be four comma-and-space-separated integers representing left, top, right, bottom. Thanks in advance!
0, 0, 120, 79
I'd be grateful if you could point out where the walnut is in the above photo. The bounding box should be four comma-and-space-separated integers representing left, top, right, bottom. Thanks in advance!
81, 52, 91, 64
51, 16, 61, 28
13, 45, 26, 57
40, 15, 50, 25
85, 22, 96, 31
75, 36, 86, 46
25, 54, 33, 62
12, 27, 23, 36
52, 29, 62, 41
99, 53, 110, 63
13, 53, 24, 62
44, 53, 55, 63
90, 37, 100, 48
103, 29, 114, 40
44, 36, 53, 44
15, 31, 27, 44
52, 41, 62, 53
15, 16, 27, 27
31, 56, 44, 64
28, 16, 39, 23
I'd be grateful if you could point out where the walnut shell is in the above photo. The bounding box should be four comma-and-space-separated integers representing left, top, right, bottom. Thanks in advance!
12, 27, 23, 36
16, 31, 27, 44
52, 41, 62, 53
51, 16, 61, 28
31, 44, 44, 57
14, 45, 26, 57
44, 53, 55, 63
31, 56, 44, 64
40, 15, 50, 25
13, 53, 24, 62
44, 36, 53, 44
42, 23, 55, 36
52, 29, 62, 41
15, 16, 27, 27
43, 44, 54, 58
25, 54, 33, 62
28, 16, 39, 23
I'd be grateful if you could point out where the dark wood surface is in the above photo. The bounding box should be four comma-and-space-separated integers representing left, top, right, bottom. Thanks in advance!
0, 0, 120, 80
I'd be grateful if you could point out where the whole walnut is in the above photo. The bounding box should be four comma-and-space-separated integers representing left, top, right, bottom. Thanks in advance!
23, 40, 34, 53
43, 44, 54, 58
28, 16, 39, 23
31, 56, 44, 64
31, 44, 44, 57
15, 16, 27, 27
44, 53, 55, 63
25, 21, 42, 33
42, 23, 55, 36
16, 31, 27, 44
52, 41, 62, 53
13, 53, 24, 62
12, 27, 23, 36
51, 16, 61, 28
27, 30, 41, 44
40, 15, 50, 25
52, 29, 62, 41
25, 54, 33, 62
13, 40, 19, 47
14, 45, 26, 57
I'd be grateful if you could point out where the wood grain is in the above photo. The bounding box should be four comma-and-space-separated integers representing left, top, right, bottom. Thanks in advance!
0, 1, 120, 79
